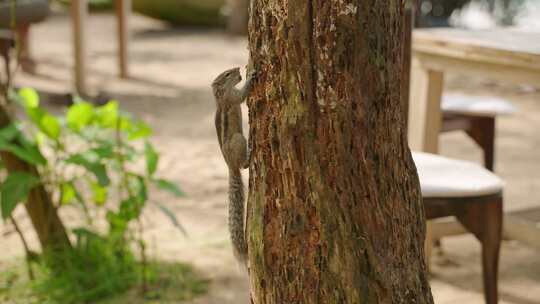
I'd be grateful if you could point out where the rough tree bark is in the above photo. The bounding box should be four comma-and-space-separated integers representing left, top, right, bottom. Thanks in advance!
246, 0, 433, 303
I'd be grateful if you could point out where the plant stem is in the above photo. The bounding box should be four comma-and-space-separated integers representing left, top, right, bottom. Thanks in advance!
10, 216, 35, 280
138, 219, 148, 295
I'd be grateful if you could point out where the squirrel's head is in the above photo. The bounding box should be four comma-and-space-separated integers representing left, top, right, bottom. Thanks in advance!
212, 67, 242, 90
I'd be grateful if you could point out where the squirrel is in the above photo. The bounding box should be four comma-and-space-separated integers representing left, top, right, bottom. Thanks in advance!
212, 66, 256, 265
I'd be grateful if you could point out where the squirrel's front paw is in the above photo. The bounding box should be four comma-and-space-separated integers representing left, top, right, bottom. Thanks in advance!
247, 69, 259, 80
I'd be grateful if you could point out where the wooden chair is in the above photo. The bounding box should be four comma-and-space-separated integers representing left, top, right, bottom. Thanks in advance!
441, 94, 516, 171
413, 152, 503, 304
403, 9, 503, 304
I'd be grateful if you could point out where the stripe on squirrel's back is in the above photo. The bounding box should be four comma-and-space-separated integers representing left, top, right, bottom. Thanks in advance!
222, 109, 229, 146
215, 109, 223, 147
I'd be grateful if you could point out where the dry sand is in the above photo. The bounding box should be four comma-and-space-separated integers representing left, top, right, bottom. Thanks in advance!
0, 11, 539, 304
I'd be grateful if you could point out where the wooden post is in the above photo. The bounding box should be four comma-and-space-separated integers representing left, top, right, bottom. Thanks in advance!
71, 0, 88, 94
115, 0, 130, 78
408, 59, 444, 153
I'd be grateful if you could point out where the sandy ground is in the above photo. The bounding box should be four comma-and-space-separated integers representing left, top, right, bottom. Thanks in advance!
0, 11, 539, 304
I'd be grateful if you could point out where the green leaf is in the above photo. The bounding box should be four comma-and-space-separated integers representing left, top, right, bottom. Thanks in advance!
119, 117, 132, 130
26, 107, 45, 127
119, 196, 142, 221
106, 210, 127, 234
18, 88, 39, 108
91, 182, 107, 205
127, 121, 152, 140
95, 101, 119, 128
0, 172, 40, 219
144, 142, 159, 176
128, 174, 147, 204
39, 114, 61, 140
153, 179, 184, 197
0, 124, 46, 165
0, 137, 46, 165
34, 132, 46, 147
154, 202, 187, 236
67, 102, 94, 132
0, 124, 20, 141
24, 105, 61, 141
66, 153, 110, 186
91, 145, 115, 159
61, 182, 76, 205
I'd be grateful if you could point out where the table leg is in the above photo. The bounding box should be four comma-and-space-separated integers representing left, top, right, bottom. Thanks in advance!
71, 0, 88, 94
408, 58, 444, 270
115, 0, 130, 78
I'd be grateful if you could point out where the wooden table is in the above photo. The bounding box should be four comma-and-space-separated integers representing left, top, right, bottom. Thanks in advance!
408, 28, 540, 250
71, 0, 131, 94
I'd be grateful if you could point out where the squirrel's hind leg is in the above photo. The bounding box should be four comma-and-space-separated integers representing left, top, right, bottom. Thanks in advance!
224, 133, 248, 170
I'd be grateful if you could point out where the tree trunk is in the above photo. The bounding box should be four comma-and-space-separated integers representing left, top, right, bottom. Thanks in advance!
0, 105, 70, 251
246, 1, 433, 303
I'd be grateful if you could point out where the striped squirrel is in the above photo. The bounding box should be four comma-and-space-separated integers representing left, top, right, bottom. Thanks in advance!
212, 67, 256, 264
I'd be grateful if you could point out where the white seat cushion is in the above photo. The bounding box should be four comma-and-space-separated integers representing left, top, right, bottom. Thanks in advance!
412, 152, 503, 198
441, 93, 516, 117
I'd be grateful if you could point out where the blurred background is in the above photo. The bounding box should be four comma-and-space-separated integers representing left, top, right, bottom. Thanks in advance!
0, 0, 538, 303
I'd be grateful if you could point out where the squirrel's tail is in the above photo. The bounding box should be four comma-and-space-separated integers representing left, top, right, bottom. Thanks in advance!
228, 168, 248, 264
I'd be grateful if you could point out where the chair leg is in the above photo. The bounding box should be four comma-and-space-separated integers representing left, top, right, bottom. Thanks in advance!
455, 199, 502, 304
0, 36, 13, 87
481, 200, 502, 304
16, 24, 36, 74
466, 117, 496, 171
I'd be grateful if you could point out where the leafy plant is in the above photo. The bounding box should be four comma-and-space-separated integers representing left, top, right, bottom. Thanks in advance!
36, 231, 138, 303
0, 258, 209, 304
0, 88, 187, 302
1, 88, 184, 225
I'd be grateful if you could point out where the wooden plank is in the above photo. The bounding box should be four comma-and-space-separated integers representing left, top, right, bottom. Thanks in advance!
408, 58, 444, 153
413, 29, 540, 71
115, 0, 130, 78
414, 52, 540, 87
414, 28, 540, 55
71, 0, 88, 94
